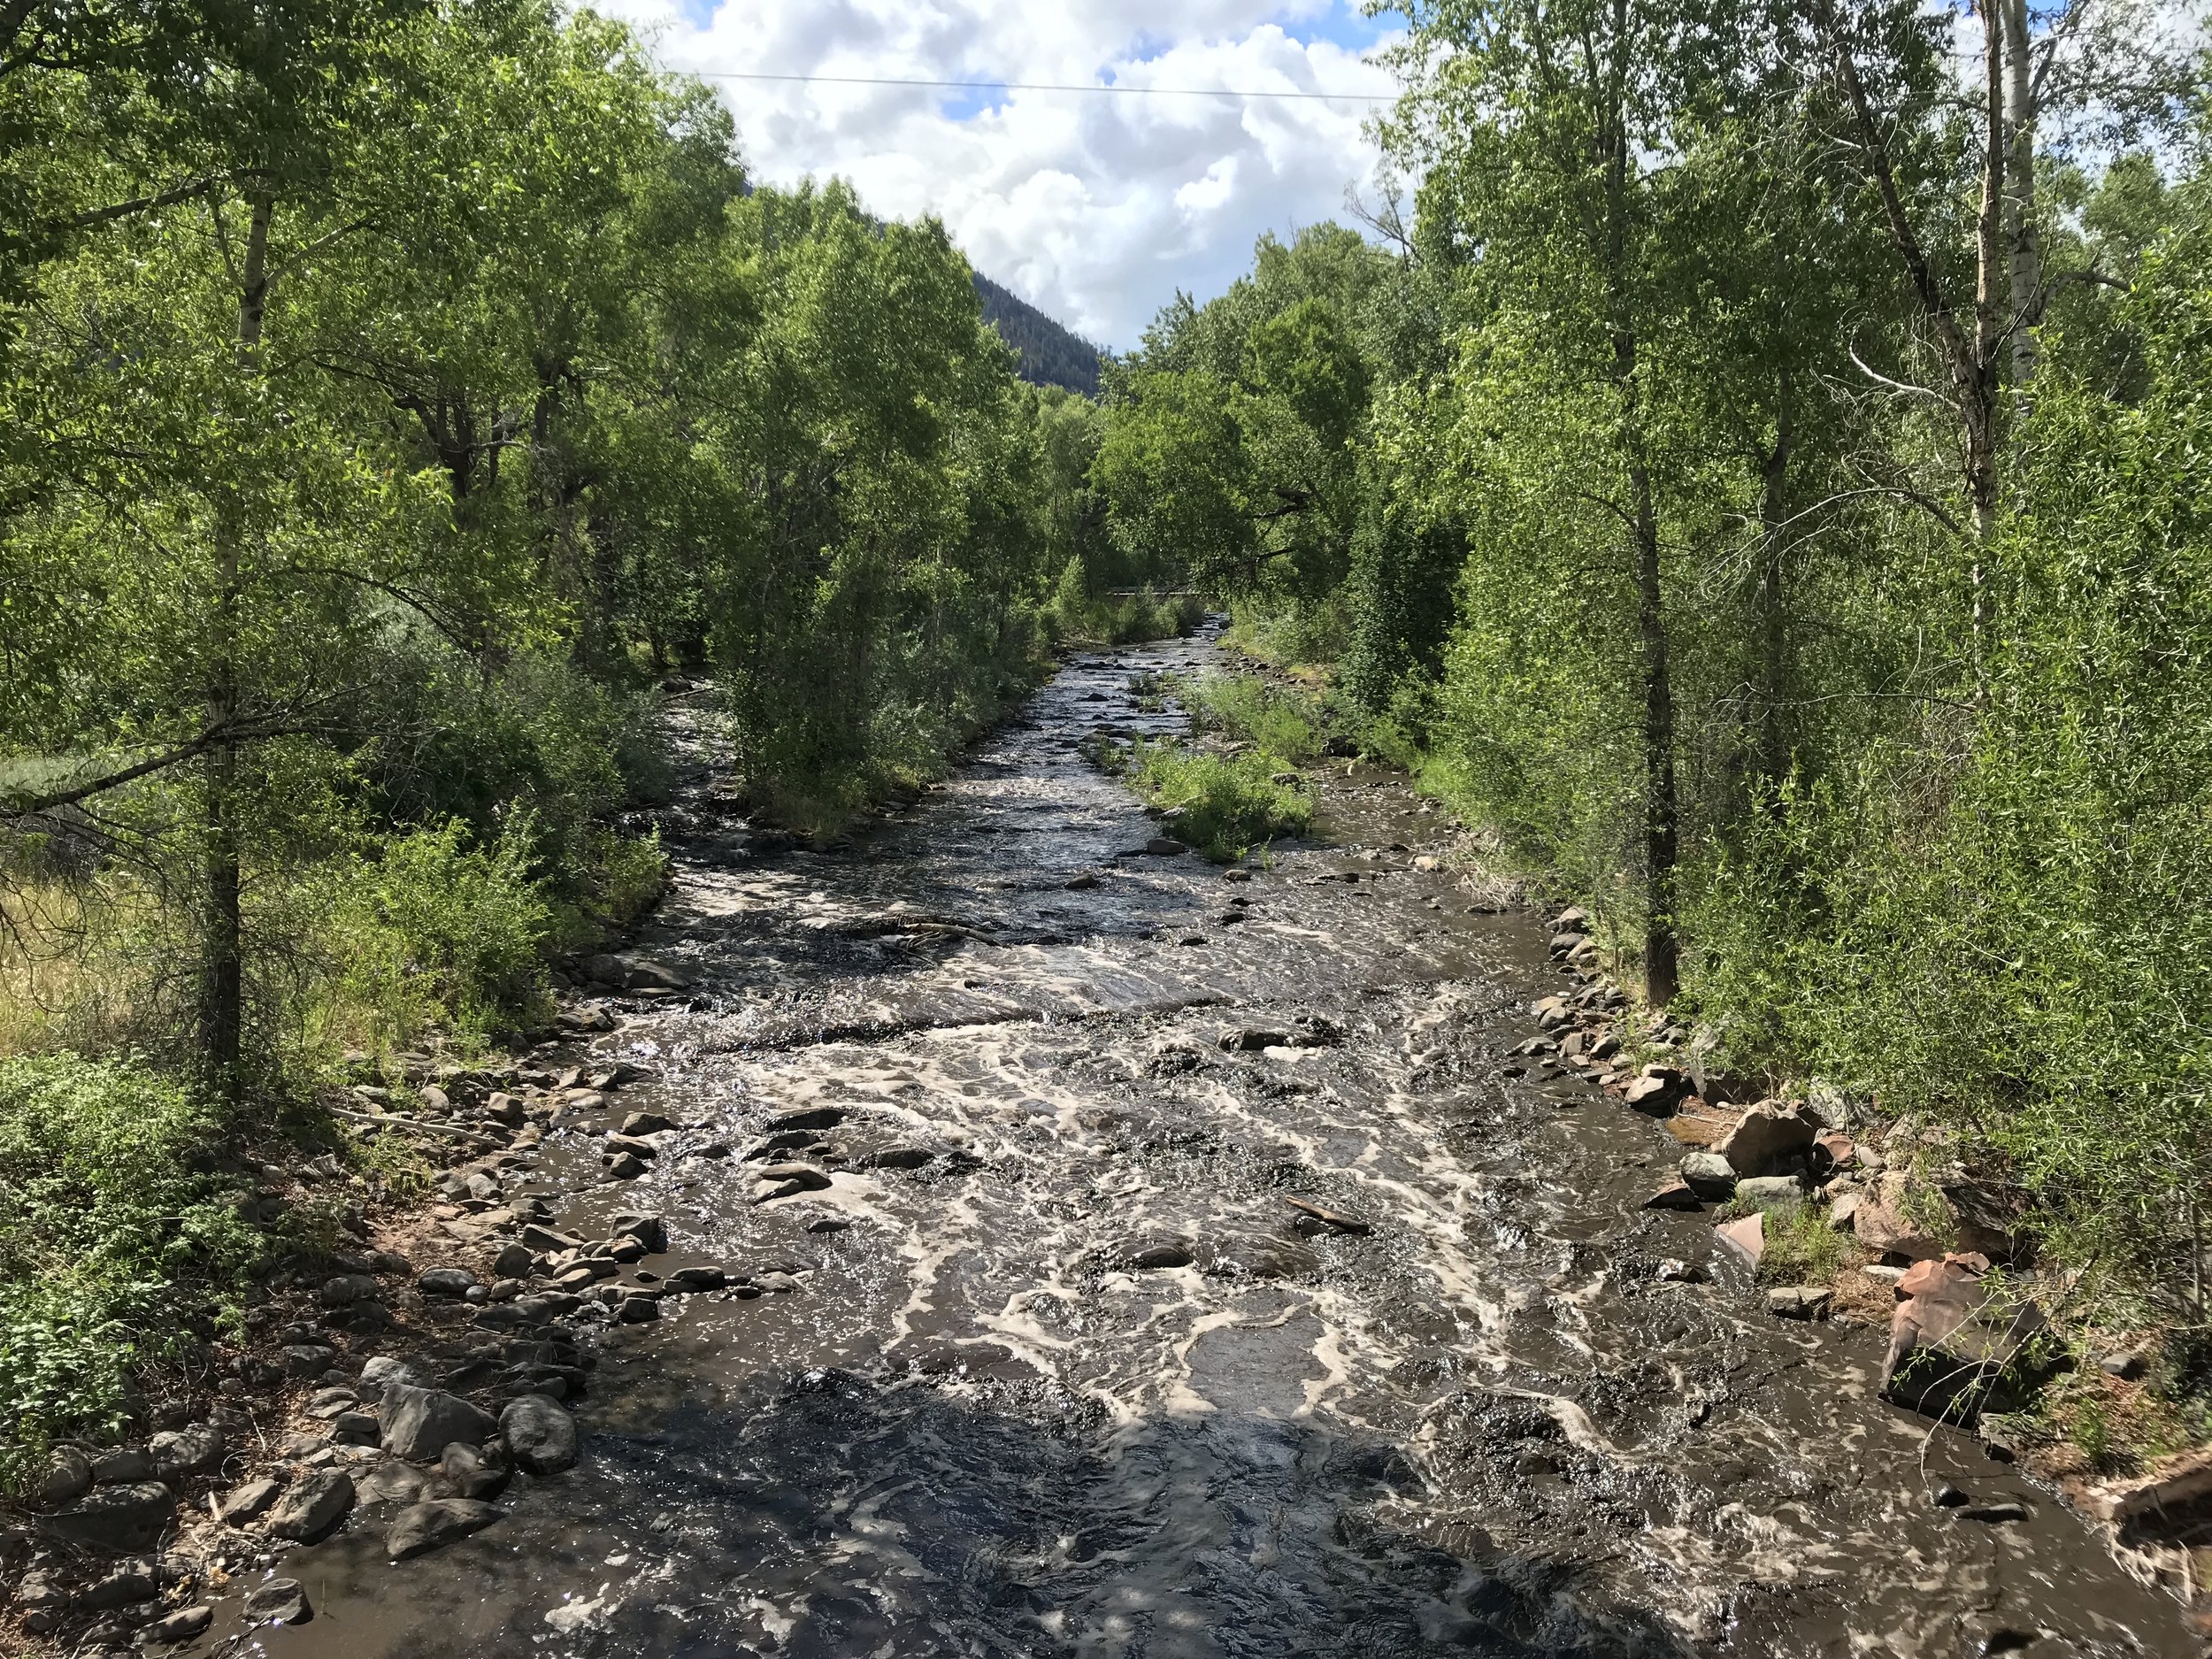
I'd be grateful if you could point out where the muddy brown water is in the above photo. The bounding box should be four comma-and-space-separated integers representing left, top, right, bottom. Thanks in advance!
222, 625, 2195, 1658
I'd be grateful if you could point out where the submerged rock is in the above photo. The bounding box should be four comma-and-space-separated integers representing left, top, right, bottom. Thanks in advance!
243, 1578, 311, 1624
386, 1498, 503, 1561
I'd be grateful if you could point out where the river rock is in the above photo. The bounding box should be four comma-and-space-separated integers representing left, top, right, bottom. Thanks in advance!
330, 1411, 380, 1446
360, 1355, 427, 1395
1882, 1253, 2047, 1418
1712, 1103, 1817, 1176
1679, 1152, 1737, 1199
218, 1476, 284, 1524
621, 1111, 673, 1135
664, 1265, 726, 1292
617, 1294, 664, 1322
859, 1143, 935, 1171
379, 1386, 495, 1460
1110, 1237, 1194, 1271
751, 1164, 831, 1202
612, 1211, 669, 1252
1768, 1286, 1832, 1319
429, 1441, 510, 1500
1219, 1026, 1292, 1052
605, 1151, 647, 1179
44, 1481, 173, 1550
355, 1461, 427, 1506
1282, 1195, 1371, 1235
141, 1604, 212, 1645
148, 1423, 223, 1480
266, 1469, 354, 1541
243, 1578, 311, 1624
1715, 1211, 1764, 1265
319, 1272, 379, 1306
1642, 1178, 1702, 1210
34, 1445, 92, 1507
417, 1267, 480, 1297
500, 1394, 578, 1474
386, 1498, 503, 1560
603, 1133, 659, 1158
89, 1446, 151, 1484
1735, 1174, 1806, 1210
1855, 1171, 2018, 1261
765, 1106, 845, 1134
81, 1559, 157, 1608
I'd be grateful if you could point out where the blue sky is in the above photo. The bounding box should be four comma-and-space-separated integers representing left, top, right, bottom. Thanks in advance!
610, 0, 1402, 347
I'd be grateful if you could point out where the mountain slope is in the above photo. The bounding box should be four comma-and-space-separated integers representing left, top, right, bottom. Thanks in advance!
973, 273, 1104, 397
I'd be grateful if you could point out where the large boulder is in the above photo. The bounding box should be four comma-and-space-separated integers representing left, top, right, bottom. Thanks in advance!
266, 1469, 354, 1542
1881, 1254, 2047, 1419
1678, 1152, 1737, 1200
218, 1476, 284, 1524
1854, 1172, 2017, 1262
148, 1422, 223, 1481
1711, 1103, 1817, 1176
386, 1498, 502, 1561
33, 1446, 91, 1508
43, 1482, 173, 1551
499, 1394, 578, 1475
379, 1386, 495, 1461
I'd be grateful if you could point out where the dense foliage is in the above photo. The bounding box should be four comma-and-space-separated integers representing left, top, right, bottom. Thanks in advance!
1096, 0, 2212, 1299
0, 0, 1098, 1094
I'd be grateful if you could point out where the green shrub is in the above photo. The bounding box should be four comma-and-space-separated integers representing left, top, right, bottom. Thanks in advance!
1752, 1202, 1854, 1285
329, 815, 553, 1046
1181, 672, 1324, 763
0, 1053, 265, 1486
1126, 741, 1313, 861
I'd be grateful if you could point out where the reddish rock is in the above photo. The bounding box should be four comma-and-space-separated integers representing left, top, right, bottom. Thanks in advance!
1855, 1174, 2016, 1262
1882, 1254, 2045, 1418
1715, 1211, 1765, 1264
1643, 1179, 1703, 1211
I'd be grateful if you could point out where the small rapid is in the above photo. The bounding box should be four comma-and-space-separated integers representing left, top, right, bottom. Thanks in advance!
232, 624, 2195, 1659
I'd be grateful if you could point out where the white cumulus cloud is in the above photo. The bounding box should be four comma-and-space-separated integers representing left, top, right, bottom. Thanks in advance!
602, 0, 1402, 349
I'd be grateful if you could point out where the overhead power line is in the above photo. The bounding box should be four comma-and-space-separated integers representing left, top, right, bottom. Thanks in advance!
691, 70, 1394, 104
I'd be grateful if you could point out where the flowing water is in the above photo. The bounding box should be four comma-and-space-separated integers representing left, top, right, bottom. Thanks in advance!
228, 625, 2196, 1658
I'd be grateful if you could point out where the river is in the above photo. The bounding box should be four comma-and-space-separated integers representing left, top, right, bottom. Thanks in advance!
228, 621, 2194, 1658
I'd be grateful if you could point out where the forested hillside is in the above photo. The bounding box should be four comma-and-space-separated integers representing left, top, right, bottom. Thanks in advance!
1097, 0, 2210, 1301
974, 273, 1106, 395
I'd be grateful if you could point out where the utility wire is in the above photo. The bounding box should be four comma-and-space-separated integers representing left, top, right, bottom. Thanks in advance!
690, 70, 1393, 103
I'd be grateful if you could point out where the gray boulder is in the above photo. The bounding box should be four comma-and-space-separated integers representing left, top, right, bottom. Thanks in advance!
33, 1445, 91, 1508
1736, 1174, 1806, 1210
242, 1578, 311, 1624
359, 1355, 426, 1394
218, 1476, 284, 1524
500, 1394, 578, 1475
89, 1446, 151, 1484
141, 1604, 212, 1645
148, 1422, 223, 1481
386, 1498, 503, 1561
43, 1481, 173, 1550
416, 1267, 480, 1297
379, 1385, 495, 1461
1678, 1152, 1737, 1200
356, 1461, 428, 1506
266, 1469, 354, 1542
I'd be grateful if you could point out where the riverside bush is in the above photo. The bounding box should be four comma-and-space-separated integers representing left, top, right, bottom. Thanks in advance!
1126, 741, 1311, 861
0, 1054, 265, 1485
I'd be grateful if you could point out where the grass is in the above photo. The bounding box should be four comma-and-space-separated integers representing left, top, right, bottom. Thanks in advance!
1051, 585, 1208, 647
1179, 672, 1325, 763
1125, 741, 1312, 862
